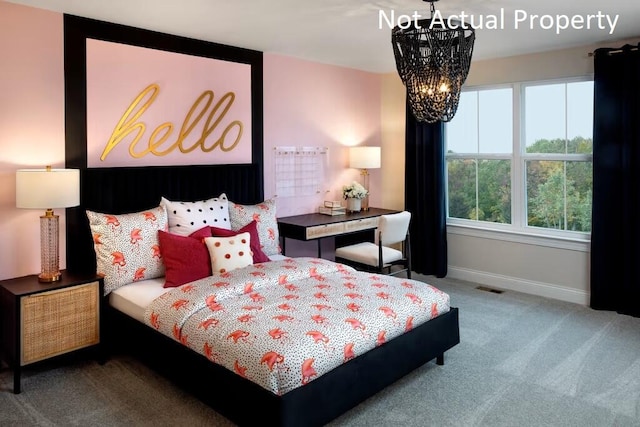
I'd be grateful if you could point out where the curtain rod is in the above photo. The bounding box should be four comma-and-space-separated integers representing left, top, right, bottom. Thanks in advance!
588, 46, 639, 57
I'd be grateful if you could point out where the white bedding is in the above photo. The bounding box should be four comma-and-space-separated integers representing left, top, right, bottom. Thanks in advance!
109, 255, 291, 322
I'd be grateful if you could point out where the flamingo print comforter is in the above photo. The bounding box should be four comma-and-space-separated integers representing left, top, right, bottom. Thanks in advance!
143, 257, 450, 395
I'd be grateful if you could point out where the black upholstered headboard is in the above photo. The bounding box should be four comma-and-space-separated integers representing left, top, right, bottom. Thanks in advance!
65, 164, 262, 275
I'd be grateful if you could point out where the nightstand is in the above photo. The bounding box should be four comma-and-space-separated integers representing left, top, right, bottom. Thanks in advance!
0, 271, 104, 393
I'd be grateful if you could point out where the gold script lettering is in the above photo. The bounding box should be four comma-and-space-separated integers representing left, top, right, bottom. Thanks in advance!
100, 83, 244, 161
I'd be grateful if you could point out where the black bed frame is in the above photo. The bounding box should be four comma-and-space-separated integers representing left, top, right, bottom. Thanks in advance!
63, 14, 460, 426
107, 299, 459, 426
65, 164, 460, 426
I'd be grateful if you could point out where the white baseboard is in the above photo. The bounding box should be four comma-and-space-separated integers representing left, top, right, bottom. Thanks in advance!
447, 266, 590, 306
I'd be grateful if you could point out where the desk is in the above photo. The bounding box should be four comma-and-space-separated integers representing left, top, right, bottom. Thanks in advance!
277, 208, 399, 258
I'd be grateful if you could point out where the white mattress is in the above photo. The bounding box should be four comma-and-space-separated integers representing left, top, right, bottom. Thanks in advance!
109, 278, 167, 322
109, 255, 290, 322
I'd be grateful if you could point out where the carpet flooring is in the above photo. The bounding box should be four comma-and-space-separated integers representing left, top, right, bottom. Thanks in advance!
1, 275, 639, 426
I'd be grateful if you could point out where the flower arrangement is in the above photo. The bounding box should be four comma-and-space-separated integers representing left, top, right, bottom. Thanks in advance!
342, 181, 368, 200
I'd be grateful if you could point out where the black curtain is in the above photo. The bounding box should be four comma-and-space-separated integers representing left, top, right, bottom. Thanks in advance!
590, 43, 640, 317
404, 101, 448, 277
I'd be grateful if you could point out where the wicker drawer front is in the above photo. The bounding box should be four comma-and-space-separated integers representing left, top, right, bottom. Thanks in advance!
21, 282, 100, 365
344, 217, 379, 233
306, 223, 345, 239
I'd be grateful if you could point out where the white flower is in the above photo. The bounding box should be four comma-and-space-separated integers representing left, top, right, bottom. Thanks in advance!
342, 181, 368, 199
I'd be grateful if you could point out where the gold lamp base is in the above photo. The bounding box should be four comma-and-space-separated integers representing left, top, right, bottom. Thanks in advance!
38, 271, 62, 283
39, 209, 62, 284
361, 168, 371, 211
361, 199, 370, 211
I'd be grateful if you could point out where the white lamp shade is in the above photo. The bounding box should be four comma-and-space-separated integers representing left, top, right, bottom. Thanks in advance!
349, 146, 381, 169
16, 168, 80, 209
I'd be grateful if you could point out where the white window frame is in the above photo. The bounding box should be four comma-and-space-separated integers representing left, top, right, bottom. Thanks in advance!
445, 77, 593, 252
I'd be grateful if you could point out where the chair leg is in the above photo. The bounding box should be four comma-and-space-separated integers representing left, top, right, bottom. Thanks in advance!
405, 233, 412, 280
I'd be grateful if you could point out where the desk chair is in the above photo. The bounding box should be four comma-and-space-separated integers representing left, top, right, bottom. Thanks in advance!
335, 211, 411, 279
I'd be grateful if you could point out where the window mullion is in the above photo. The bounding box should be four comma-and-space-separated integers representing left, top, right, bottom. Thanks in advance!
563, 84, 569, 231
512, 83, 524, 228
475, 92, 480, 221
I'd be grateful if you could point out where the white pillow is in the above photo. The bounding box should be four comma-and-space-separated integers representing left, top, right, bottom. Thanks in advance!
204, 233, 253, 274
160, 193, 230, 236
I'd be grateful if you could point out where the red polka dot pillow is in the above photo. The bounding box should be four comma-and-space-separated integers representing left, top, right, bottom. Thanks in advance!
229, 198, 280, 256
204, 233, 253, 274
160, 193, 230, 236
86, 205, 168, 295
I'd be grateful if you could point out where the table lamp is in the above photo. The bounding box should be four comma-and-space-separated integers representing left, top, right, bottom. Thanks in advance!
349, 146, 381, 211
16, 166, 80, 282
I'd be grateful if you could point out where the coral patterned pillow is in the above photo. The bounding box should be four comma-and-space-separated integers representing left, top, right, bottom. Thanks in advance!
87, 205, 168, 295
229, 198, 280, 256
204, 233, 253, 274
158, 227, 212, 288
160, 193, 230, 237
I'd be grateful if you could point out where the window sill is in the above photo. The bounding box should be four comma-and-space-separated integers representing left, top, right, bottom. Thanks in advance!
447, 223, 591, 252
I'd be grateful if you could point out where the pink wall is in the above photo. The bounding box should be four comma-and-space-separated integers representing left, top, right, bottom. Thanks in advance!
263, 54, 382, 218
0, 2, 64, 280
0, 2, 383, 279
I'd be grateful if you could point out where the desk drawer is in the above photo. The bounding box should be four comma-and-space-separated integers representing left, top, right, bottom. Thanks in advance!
344, 217, 379, 233
306, 222, 345, 239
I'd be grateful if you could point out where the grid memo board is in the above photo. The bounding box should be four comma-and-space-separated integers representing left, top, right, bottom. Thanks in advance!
274, 146, 328, 198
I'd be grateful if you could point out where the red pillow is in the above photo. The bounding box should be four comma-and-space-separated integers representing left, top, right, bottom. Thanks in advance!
158, 227, 212, 288
189, 225, 213, 241
210, 220, 270, 263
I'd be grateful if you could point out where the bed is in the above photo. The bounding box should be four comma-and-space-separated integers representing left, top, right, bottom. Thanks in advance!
64, 164, 460, 427
62, 15, 458, 425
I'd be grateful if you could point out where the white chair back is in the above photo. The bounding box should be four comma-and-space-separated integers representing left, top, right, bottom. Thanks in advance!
377, 211, 411, 246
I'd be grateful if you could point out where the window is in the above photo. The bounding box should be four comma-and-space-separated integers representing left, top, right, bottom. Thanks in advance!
445, 79, 593, 240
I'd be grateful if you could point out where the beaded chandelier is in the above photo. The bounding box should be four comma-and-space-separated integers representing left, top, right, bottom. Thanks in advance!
392, 0, 475, 123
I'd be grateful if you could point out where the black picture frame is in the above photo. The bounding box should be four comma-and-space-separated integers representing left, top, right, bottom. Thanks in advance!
63, 14, 264, 171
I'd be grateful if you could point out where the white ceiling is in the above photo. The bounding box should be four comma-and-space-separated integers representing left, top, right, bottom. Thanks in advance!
7, 0, 640, 72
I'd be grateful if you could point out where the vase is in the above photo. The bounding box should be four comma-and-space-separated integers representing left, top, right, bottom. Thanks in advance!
346, 198, 361, 213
